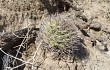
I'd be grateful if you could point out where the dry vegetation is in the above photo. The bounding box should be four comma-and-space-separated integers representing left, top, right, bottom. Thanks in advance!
0, 0, 110, 70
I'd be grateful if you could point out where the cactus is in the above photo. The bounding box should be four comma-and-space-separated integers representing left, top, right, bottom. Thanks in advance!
43, 19, 71, 49
41, 16, 88, 60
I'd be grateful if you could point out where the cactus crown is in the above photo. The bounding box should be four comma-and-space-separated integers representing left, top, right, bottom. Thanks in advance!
44, 19, 71, 48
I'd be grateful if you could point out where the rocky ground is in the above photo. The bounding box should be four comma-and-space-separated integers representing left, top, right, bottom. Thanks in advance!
0, 0, 110, 70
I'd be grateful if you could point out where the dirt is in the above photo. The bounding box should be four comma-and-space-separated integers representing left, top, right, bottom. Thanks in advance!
0, 0, 110, 70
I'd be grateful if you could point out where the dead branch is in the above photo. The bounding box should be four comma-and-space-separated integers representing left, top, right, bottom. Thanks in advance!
0, 27, 39, 52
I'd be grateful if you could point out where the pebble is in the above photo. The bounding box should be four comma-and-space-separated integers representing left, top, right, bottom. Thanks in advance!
90, 21, 101, 31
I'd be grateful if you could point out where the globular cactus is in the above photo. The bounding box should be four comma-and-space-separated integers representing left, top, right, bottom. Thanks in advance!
40, 15, 88, 60
43, 19, 71, 49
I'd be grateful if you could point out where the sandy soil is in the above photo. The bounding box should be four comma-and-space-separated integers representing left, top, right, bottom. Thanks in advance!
0, 0, 110, 70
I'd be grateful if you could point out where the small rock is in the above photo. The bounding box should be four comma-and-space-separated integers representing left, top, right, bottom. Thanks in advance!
90, 21, 101, 31
75, 12, 88, 22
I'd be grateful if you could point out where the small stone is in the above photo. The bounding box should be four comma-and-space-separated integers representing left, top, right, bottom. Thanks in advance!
90, 21, 101, 31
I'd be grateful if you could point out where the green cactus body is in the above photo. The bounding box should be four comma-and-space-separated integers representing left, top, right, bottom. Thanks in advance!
44, 19, 71, 48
